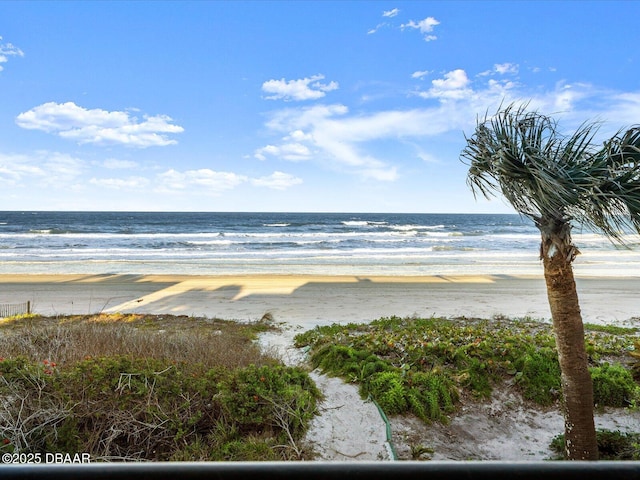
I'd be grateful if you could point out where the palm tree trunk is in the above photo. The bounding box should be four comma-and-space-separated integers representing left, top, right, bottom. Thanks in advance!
538, 216, 598, 460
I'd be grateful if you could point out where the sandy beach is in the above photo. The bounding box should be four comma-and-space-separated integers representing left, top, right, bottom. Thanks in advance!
1, 273, 639, 326
1, 273, 639, 461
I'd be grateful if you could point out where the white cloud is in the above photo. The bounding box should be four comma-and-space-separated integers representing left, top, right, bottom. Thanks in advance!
278, 143, 311, 159
401, 17, 440, 41
0, 147, 306, 200
251, 171, 303, 190
368, 8, 400, 34
15, 102, 184, 147
551, 83, 591, 113
383, 8, 399, 18
252, 71, 532, 181
416, 151, 440, 164
0, 153, 45, 185
0, 37, 24, 72
257, 104, 452, 181
411, 70, 431, 79
420, 69, 473, 100
42, 152, 85, 183
155, 168, 303, 194
254, 145, 280, 161
0, 151, 84, 186
89, 176, 150, 189
157, 169, 248, 193
318, 108, 447, 140
264, 104, 348, 132
481, 63, 519, 76
254, 142, 311, 161
601, 92, 640, 127
361, 166, 398, 181
486, 78, 518, 92
102, 158, 139, 169
255, 64, 640, 186
262, 74, 339, 101
495, 63, 519, 75
284, 129, 313, 142
367, 23, 385, 35
432, 69, 470, 90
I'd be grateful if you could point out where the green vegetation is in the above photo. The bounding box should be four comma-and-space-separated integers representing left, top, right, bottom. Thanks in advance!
551, 430, 640, 460
591, 364, 638, 408
0, 313, 275, 369
0, 314, 320, 461
583, 323, 639, 336
630, 338, 640, 381
295, 316, 640, 422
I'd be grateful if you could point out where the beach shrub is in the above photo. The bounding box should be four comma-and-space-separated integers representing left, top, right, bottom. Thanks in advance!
296, 316, 637, 424
630, 339, 640, 381
583, 323, 640, 335
219, 364, 320, 438
294, 323, 365, 349
0, 314, 275, 370
590, 363, 639, 408
0, 356, 320, 460
584, 328, 638, 362
0, 357, 69, 454
404, 371, 457, 422
514, 348, 562, 406
306, 332, 459, 422
366, 371, 408, 415
361, 370, 457, 422
456, 357, 493, 399
310, 344, 390, 382
0, 314, 321, 461
551, 430, 640, 460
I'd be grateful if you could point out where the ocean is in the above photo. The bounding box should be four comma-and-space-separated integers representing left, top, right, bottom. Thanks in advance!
0, 211, 638, 276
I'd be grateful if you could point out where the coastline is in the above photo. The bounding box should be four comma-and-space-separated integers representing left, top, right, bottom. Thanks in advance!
1, 273, 638, 326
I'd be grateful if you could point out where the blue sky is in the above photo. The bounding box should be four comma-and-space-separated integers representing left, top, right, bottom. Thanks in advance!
0, 1, 638, 212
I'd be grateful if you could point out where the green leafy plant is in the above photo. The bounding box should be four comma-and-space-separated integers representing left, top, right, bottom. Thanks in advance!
551, 430, 640, 460
514, 348, 562, 406
296, 316, 637, 425
630, 339, 640, 381
590, 363, 640, 408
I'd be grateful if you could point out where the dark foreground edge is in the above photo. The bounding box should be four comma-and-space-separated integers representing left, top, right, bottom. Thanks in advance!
1, 461, 640, 480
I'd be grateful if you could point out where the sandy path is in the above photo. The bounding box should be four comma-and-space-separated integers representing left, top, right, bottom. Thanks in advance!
257, 329, 391, 461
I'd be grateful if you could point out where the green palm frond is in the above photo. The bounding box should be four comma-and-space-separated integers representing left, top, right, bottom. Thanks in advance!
461, 103, 640, 243
579, 127, 640, 239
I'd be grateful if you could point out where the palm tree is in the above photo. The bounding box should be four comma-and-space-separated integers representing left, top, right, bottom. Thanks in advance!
461, 103, 640, 460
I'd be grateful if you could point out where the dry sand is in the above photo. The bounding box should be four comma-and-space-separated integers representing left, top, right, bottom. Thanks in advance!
1, 273, 639, 461
1, 273, 638, 326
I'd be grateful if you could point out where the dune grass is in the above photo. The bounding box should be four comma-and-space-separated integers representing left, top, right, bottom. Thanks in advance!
0, 314, 320, 461
0, 313, 275, 369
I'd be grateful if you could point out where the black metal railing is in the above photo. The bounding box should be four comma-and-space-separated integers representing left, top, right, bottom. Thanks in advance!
1, 461, 639, 480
